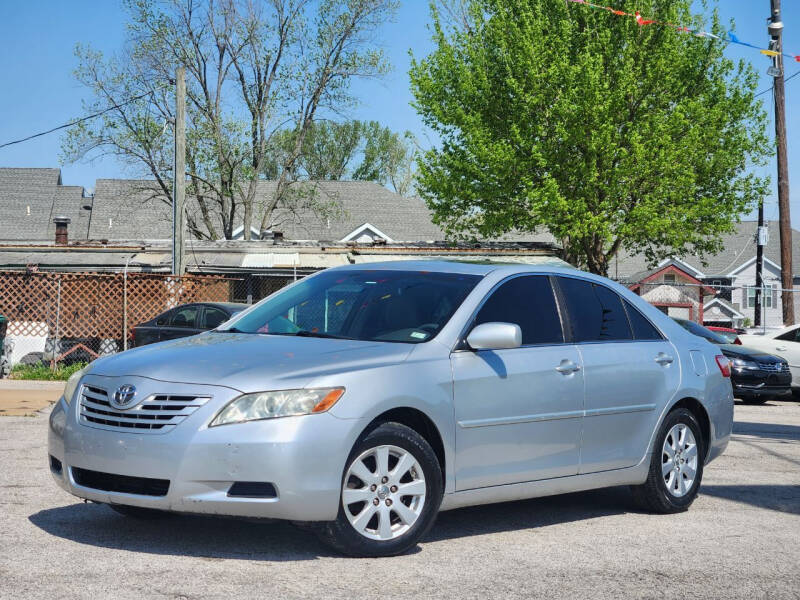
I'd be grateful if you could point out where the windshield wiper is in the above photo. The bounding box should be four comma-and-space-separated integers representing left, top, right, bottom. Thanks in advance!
214, 327, 251, 334
270, 330, 347, 339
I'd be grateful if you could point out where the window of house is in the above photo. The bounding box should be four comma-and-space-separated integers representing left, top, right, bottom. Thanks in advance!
711, 279, 723, 289
663, 274, 676, 284
747, 285, 775, 309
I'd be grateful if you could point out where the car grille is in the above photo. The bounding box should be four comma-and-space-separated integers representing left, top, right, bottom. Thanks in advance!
72, 467, 170, 496
758, 362, 790, 373
79, 384, 210, 434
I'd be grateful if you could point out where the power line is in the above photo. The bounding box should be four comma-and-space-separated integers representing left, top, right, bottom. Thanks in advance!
0, 91, 153, 150
755, 69, 800, 97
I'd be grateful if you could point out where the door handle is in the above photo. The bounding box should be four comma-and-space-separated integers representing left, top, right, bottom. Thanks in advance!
775, 346, 787, 351
655, 353, 674, 366
556, 359, 581, 374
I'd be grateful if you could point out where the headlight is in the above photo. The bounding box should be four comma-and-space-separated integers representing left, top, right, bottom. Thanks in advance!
731, 357, 759, 370
63, 366, 89, 405
210, 388, 345, 427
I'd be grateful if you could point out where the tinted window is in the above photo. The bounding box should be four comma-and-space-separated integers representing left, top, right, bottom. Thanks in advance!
474, 276, 563, 345
203, 307, 230, 329
623, 299, 663, 340
155, 310, 171, 326
230, 270, 481, 343
170, 306, 199, 328
673, 319, 727, 344
558, 278, 632, 342
775, 327, 800, 343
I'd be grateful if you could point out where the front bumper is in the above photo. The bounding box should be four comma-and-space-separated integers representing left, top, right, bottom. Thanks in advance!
48, 387, 366, 521
731, 369, 792, 400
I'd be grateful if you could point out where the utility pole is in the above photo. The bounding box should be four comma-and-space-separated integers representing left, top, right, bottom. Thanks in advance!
769, 1, 795, 325
754, 204, 765, 328
172, 66, 186, 276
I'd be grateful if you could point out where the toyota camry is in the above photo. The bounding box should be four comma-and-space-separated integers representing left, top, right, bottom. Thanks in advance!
48, 261, 733, 556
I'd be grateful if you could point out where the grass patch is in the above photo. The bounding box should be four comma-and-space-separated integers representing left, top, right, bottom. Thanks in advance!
9, 362, 88, 381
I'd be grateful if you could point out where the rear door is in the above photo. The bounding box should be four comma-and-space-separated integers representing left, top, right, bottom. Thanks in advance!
452, 275, 584, 490
554, 276, 680, 474
160, 304, 203, 341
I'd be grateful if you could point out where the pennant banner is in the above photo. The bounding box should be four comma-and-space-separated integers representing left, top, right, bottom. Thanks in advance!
567, 0, 800, 64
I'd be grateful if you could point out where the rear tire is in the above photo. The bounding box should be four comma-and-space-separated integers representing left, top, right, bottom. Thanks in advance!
632, 408, 704, 514
108, 504, 172, 519
319, 422, 443, 557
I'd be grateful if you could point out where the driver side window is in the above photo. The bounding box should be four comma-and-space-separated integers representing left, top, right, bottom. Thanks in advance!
474, 275, 563, 345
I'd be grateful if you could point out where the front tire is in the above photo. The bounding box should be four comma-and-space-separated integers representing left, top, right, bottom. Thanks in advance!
632, 408, 704, 513
320, 422, 443, 557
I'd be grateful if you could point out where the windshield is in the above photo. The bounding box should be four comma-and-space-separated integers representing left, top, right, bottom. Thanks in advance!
673, 318, 728, 345
226, 269, 482, 343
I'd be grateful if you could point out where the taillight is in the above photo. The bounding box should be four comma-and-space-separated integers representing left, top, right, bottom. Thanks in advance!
734, 337, 742, 345
715, 355, 731, 377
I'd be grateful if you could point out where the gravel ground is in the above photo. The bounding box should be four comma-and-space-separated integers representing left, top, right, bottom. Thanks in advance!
1, 399, 798, 600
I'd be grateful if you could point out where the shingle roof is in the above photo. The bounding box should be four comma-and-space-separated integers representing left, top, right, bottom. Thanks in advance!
85, 178, 449, 242
613, 221, 800, 279
0, 168, 67, 241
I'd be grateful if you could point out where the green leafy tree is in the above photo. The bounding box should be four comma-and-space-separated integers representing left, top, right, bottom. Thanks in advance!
269, 120, 417, 195
409, 0, 770, 274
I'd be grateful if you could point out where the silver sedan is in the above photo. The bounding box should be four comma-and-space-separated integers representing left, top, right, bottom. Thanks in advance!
48, 261, 733, 556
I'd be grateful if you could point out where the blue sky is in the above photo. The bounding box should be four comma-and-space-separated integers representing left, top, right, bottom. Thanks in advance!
0, 0, 798, 227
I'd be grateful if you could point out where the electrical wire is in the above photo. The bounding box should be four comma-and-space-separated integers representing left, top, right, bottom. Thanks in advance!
755, 70, 800, 98
0, 91, 153, 149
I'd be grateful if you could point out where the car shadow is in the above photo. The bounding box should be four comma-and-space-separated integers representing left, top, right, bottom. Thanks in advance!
31, 488, 635, 558
426, 486, 632, 543
28, 502, 332, 561
701, 485, 800, 515
733, 421, 800, 440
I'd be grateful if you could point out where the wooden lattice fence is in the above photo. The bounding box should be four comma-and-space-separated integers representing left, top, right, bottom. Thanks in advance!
0, 271, 238, 366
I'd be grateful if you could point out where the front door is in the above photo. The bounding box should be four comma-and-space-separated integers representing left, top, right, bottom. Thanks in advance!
452, 275, 584, 491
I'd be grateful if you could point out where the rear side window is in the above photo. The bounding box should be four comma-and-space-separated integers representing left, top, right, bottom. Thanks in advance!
623, 299, 663, 340
474, 275, 563, 345
170, 306, 199, 328
775, 327, 800, 343
557, 277, 632, 342
203, 307, 229, 329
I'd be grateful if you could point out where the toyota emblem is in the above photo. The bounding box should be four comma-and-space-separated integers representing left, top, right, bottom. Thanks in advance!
111, 384, 137, 409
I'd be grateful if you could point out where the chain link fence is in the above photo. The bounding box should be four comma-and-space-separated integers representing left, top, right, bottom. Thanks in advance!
0, 271, 255, 370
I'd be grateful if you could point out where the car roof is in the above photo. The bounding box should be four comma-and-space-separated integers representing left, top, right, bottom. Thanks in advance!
328, 259, 581, 277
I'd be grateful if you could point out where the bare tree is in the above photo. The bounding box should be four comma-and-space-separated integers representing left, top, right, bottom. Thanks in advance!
63, 0, 397, 240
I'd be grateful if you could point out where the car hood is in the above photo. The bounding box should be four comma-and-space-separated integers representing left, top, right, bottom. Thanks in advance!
90, 332, 415, 392
719, 343, 784, 362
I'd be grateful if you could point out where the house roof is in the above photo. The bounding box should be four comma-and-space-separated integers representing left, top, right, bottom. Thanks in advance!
627, 262, 716, 295
612, 221, 800, 279
0, 168, 68, 241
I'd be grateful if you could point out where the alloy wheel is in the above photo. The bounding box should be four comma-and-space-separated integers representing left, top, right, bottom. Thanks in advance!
342, 444, 427, 541
662, 423, 698, 498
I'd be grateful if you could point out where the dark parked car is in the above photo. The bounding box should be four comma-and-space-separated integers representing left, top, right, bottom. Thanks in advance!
132, 302, 248, 347
673, 318, 791, 404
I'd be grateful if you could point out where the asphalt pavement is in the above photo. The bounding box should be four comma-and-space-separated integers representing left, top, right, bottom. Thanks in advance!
1, 399, 798, 599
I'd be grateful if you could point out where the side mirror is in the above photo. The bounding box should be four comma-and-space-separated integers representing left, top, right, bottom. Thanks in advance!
466, 322, 522, 351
